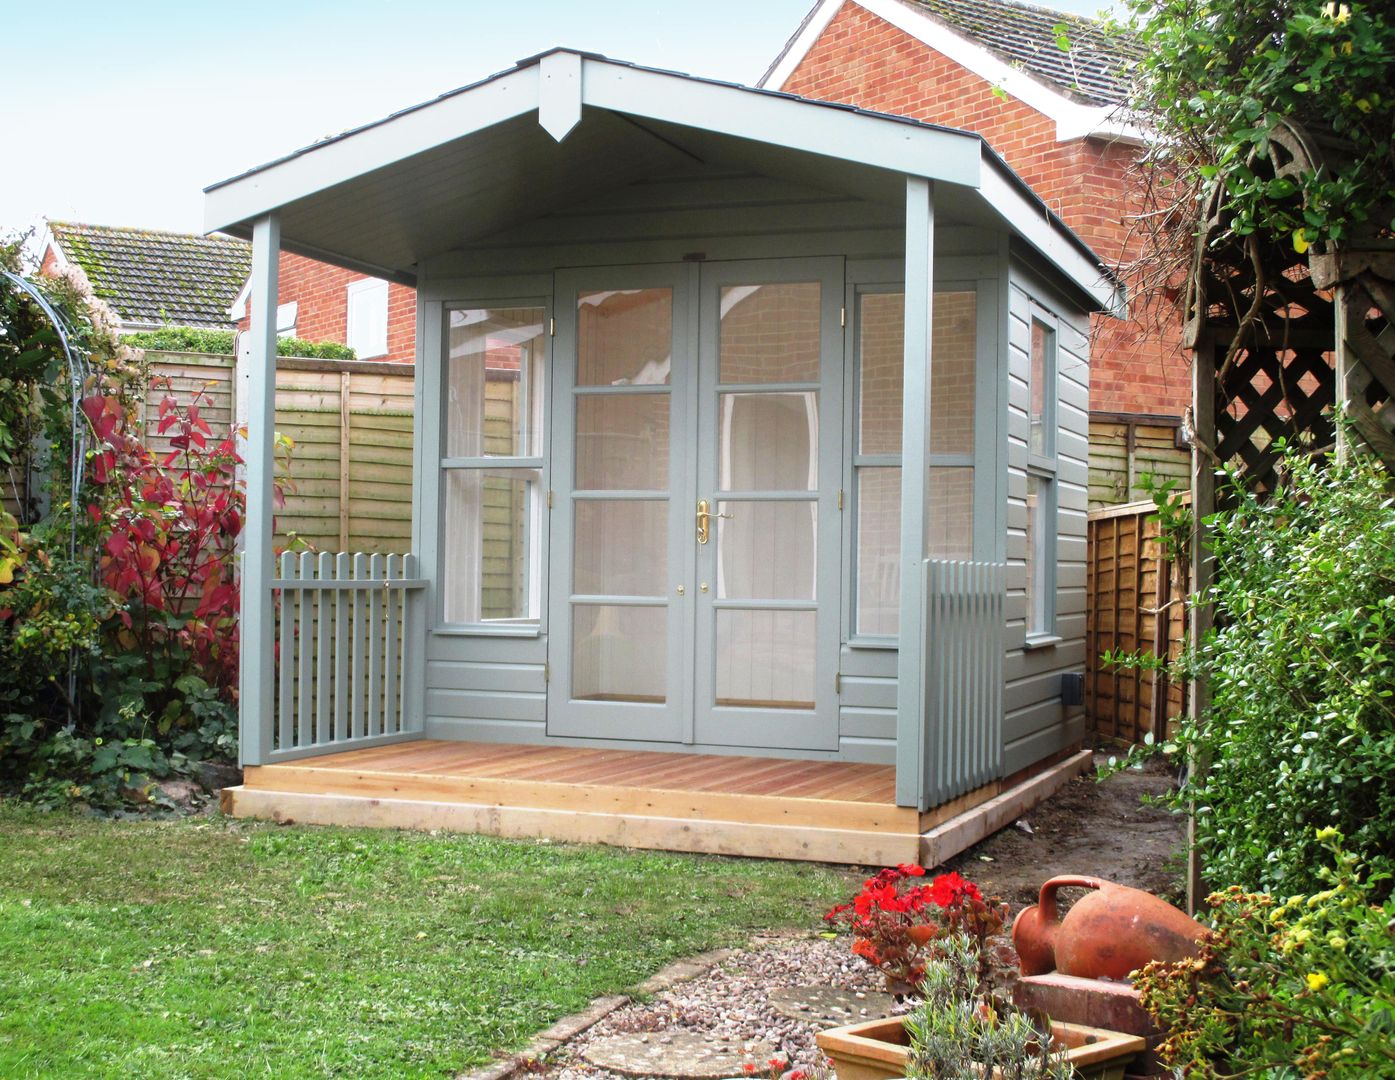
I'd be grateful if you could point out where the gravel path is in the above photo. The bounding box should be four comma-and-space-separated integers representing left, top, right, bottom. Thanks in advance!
537, 935, 894, 1079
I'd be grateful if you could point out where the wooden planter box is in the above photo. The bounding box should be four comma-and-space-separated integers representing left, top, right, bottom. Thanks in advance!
816, 1015, 1146, 1080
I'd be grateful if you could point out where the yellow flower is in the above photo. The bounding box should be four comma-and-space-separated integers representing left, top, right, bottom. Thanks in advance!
1315, 826, 1340, 842
1306, 972, 1329, 991
1328, 935, 1347, 951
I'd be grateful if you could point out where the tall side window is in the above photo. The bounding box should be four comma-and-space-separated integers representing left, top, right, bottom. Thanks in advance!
346, 277, 389, 358
851, 287, 978, 639
440, 305, 546, 627
1024, 313, 1058, 641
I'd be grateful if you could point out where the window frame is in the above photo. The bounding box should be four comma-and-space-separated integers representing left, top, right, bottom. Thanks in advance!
1023, 305, 1060, 646
346, 277, 390, 359
436, 297, 550, 635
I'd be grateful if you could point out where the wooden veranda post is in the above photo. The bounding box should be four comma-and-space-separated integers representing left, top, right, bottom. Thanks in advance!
896, 176, 934, 809
1186, 337, 1217, 915
239, 213, 280, 767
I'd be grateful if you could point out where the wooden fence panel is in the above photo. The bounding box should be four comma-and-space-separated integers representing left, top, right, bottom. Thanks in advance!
1088, 416, 1190, 508
1085, 500, 1188, 744
143, 351, 416, 555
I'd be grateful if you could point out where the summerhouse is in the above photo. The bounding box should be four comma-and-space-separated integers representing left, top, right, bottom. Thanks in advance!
211, 49, 1118, 864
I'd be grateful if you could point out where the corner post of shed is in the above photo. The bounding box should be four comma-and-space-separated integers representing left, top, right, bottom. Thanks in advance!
239, 213, 281, 766
896, 176, 934, 810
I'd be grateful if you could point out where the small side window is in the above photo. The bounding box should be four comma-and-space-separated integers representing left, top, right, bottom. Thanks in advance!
346, 278, 389, 358
1025, 313, 1058, 641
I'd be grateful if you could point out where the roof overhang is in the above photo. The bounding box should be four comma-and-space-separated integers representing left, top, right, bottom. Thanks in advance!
760, 0, 1147, 145
205, 49, 1122, 313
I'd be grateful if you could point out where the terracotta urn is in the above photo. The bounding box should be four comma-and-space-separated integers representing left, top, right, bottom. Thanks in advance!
1012, 875, 1204, 981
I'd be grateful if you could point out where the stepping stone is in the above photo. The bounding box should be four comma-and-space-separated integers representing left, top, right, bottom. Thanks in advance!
767, 986, 897, 1026
581, 1031, 776, 1079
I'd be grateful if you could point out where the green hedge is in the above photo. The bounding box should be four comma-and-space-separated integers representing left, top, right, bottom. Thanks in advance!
125, 327, 356, 361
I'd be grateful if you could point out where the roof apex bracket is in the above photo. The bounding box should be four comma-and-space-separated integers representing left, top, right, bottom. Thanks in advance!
537, 51, 583, 143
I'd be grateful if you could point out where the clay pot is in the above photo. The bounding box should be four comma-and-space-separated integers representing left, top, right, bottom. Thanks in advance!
1012, 875, 1204, 981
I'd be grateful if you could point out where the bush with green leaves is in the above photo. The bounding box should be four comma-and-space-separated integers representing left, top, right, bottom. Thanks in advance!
1110, 446, 1395, 897
125, 325, 357, 361
1135, 829, 1395, 1078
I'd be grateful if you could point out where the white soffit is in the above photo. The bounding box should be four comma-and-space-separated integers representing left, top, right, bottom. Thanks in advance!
759, 0, 1145, 144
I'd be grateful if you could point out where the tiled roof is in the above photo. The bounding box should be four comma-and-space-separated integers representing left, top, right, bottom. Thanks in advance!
47, 221, 251, 330
906, 0, 1142, 105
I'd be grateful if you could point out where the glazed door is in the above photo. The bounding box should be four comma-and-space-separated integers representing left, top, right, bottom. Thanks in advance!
691, 259, 844, 751
547, 267, 695, 742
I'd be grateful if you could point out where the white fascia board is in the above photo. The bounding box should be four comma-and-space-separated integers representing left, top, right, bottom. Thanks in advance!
37, 225, 68, 271
581, 59, 981, 189
228, 276, 252, 321
764, 0, 1144, 144
978, 158, 1123, 315
758, 0, 846, 89
204, 64, 542, 234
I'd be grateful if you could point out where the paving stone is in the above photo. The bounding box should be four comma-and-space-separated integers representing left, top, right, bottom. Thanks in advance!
766, 985, 896, 1026
580, 1031, 775, 1079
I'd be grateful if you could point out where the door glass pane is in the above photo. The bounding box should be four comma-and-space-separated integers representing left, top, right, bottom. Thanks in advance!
931, 291, 977, 455
575, 393, 669, 490
716, 501, 816, 600
719, 282, 820, 384
578, 289, 672, 386
442, 469, 540, 624
718, 391, 817, 491
928, 467, 975, 560
572, 605, 666, 703
715, 609, 815, 709
446, 307, 545, 457
574, 500, 667, 596
859, 292, 904, 455
856, 466, 901, 636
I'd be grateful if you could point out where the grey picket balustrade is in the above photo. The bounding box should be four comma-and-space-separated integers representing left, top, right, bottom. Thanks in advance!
922, 559, 1006, 806
264, 551, 426, 761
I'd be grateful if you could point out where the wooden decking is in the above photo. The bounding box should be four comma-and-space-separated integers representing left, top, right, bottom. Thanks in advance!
223, 739, 1093, 865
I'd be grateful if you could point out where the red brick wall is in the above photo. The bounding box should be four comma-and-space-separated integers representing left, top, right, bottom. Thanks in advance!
781, 1, 1189, 416
238, 252, 417, 365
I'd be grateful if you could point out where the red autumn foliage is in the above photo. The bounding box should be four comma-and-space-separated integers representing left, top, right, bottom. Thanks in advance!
826, 865, 1007, 995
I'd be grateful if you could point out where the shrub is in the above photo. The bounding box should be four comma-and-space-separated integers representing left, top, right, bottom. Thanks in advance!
125, 325, 358, 361
1111, 446, 1395, 897
1135, 829, 1395, 1078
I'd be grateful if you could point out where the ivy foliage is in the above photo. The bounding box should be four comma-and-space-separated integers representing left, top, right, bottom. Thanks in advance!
1122, 0, 1395, 253
125, 326, 357, 361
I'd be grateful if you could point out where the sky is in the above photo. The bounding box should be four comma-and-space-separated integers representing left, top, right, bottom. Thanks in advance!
2, 0, 1115, 242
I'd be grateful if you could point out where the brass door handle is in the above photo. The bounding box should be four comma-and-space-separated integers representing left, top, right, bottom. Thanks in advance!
695, 499, 732, 544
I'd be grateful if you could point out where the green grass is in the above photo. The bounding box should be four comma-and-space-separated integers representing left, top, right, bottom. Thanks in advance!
0, 805, 854, 1079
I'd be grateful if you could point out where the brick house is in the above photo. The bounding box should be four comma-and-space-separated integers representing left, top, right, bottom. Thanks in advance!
229, 253, 416, 364
763, 0, 1191, 503
38, 221, 251, 333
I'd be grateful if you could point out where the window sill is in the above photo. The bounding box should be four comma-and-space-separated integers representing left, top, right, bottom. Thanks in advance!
846, 636, 898, 650
1023, 633, 1062, 651
433, 625, 542, 639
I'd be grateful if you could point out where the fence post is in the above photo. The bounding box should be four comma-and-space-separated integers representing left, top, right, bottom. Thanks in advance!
339, 370, 352, 549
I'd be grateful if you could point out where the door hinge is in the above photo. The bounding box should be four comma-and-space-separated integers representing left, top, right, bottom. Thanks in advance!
837, 488, 844, 511
547, 489, 554, 509
840, 306, 846, 328
549, 317, 556, 336
543, 662, 550, 683
835, 672, 842, 695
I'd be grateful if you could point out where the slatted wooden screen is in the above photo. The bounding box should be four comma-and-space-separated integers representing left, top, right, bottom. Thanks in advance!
1085, 501, 1188, 744
144, 351, 414, 555
922, 559, 1006, 806
1087, 415, 1189, 509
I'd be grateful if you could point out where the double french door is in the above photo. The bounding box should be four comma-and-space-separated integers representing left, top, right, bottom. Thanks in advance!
547, 259, 844, 751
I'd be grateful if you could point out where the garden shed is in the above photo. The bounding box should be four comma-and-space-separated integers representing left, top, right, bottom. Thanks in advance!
211, 49, 1119, 864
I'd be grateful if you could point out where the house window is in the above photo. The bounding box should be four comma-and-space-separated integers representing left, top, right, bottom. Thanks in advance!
1025, 315, 1058, 641
346, 278, 389, 358
851, 287, 978, 639
276, 302, 298, 338
440, 305, 546, 627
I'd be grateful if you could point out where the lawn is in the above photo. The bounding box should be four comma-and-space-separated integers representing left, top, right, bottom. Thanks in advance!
0, 805, 854, 1079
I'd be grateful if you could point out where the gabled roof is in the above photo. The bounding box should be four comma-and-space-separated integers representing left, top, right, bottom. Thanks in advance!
906, 0, 1140, 106
204, 47, 1122, 313
44, 221, 251, 330
760, 0, 1144, 142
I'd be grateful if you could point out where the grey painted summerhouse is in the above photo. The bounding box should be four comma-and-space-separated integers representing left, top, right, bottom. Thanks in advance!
209, 49, 1119, 862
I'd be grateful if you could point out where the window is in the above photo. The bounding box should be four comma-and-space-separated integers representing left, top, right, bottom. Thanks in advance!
851, 287, 978, 639
275, 302, 298, 338
1025, 315, 1058, 641
346, 278, 389, 358
440, 305, 546, 627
